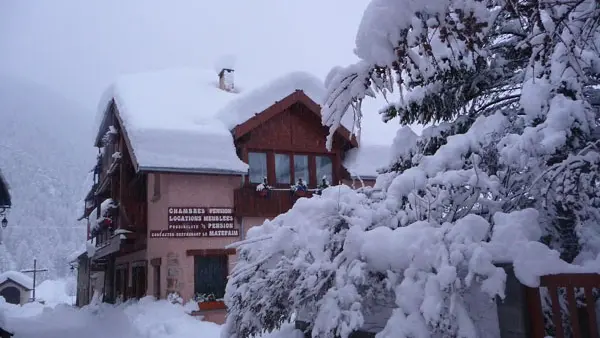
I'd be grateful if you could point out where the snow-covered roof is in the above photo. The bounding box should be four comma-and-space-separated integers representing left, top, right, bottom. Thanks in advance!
96, 68, 356, 175
343, 144, 391, 179
67, 248, 85, 263
0, 271, 33, 290
218, 71, 339, 129
68, 240, 95, 263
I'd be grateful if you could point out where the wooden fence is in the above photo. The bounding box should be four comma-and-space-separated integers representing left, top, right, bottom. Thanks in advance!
526, 273, 600, 338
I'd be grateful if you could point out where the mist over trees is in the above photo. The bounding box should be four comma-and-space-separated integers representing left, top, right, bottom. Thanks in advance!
0, 76, 93, 279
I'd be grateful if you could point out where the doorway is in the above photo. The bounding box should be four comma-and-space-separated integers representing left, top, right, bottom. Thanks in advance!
0, 286, 21, 305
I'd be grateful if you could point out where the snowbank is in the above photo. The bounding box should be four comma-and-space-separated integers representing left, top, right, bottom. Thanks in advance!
120, 297, 222, 338
1, 295, 302, 338
35, 278, 76, 307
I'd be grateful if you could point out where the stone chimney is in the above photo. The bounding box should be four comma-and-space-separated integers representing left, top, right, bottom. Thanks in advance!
218, 68, 234, 92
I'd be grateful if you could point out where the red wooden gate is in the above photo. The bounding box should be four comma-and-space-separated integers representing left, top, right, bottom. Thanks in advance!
526, 273, 600, 338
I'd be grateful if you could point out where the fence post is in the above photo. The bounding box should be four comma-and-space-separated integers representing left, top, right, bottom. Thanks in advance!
495, 263, 533, 338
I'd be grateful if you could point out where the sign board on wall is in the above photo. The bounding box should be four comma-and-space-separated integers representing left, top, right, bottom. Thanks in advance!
150, 207, 240, 238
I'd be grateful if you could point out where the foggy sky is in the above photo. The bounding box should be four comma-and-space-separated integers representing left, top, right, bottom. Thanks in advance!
0, 0, 407, 144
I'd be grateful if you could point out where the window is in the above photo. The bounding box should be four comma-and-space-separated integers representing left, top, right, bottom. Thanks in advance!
316, 156, 333, 184
244, 152, 337, 187
248, 152, 267, 183
293, 155, 309, 183
131, 262, 147, 299
274, 154, 291, 184
194, 255, 228, 300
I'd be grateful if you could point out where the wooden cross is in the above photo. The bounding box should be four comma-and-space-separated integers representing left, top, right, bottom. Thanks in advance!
21, 258, 48, 302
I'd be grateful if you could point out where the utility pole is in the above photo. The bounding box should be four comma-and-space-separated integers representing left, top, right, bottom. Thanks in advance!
21, 259, 48, 302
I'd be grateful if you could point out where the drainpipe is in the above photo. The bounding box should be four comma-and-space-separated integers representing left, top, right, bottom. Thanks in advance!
239, 174, 246, 240
240, 217, 245, 241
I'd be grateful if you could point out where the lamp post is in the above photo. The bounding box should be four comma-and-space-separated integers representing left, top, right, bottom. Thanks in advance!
0, 208, 7, 244
0, 204, 7, 228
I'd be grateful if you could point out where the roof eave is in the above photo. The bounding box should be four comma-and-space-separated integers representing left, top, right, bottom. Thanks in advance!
138, 165, 248, 176
70, 252, 88, 264
231, 90, 358, 148
94, 107, 109, 147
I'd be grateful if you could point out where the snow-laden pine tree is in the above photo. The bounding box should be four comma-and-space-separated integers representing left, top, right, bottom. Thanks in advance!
222, 0, 600, 337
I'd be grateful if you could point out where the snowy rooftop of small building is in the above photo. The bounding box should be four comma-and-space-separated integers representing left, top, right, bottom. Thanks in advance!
0, 270, 34, 290
343, 143, 391, 179
96, 68, 359, 175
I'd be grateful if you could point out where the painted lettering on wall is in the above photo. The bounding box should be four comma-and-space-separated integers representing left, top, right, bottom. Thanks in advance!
150, 207, 239, 238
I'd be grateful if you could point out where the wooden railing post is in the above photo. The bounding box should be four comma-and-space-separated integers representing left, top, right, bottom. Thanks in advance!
495, 263, 536, 338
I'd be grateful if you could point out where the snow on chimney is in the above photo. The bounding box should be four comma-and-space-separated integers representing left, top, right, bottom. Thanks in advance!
219, 68, 234, 92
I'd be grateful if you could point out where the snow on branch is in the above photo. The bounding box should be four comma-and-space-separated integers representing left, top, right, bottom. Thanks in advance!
225, 0, 600, 337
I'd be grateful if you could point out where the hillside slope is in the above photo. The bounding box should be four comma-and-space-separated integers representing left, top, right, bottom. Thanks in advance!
0, 75, 93, 278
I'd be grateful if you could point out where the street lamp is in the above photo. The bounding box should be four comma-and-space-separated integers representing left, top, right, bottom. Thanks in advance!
1, 217, 6, 228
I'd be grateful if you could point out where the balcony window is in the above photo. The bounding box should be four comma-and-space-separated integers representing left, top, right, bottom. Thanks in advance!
248, 152, 267, 184
316, 156, 333, 184
293, 155, 309, 183
274, 154, 291, 184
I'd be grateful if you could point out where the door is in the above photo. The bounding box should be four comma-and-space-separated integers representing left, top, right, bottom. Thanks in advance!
154, 265, 160, 299
0, 286, 21, 305
132, 263, 147, 299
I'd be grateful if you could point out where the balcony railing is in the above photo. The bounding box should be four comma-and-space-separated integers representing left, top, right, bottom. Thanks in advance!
234, 186, 313, 217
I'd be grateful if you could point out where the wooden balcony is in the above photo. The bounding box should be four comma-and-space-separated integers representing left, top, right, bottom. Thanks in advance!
234, 186, 313, 217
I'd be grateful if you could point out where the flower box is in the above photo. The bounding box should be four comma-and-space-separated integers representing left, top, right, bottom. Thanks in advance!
198, 300, 226, 311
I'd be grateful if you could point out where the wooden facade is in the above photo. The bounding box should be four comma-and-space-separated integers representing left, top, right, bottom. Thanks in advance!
81, 101, 149, 303
232, 91, 356, 217
234, 187, 314, 217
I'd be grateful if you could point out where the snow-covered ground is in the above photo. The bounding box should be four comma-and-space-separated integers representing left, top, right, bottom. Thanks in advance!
0, 279, 301, 338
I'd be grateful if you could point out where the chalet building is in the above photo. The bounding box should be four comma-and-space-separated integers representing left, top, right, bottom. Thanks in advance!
75, 68, 388, 322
